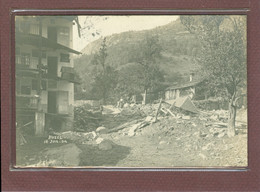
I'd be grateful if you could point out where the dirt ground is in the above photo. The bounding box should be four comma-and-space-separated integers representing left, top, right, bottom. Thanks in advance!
103, 116, 247, 167
16, 104, 247, 168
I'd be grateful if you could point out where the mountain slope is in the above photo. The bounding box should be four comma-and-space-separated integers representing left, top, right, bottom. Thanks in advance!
74, 18, 201, 83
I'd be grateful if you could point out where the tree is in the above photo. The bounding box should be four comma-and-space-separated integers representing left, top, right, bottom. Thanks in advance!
116, 63, 145, 99
130, 34, 165, 104
90, 38, 117, 104
180, 15, 247, 137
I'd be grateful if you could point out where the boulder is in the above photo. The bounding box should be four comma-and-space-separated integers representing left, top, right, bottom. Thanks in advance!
98, 139, 113, 150
96, 126, 108, 134
145, 116, 154, 122
210, 115, 219, 121
182, 116, 191, 120
83, 131, 97, 140
96, 137, 104, 144
159, 141, 167, 145
218, 132, 226, 138
42, 143, 82, 166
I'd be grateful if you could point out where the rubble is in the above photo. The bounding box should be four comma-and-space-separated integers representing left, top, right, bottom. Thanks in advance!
127, 121, 150, 137
18, 99, 247, 167
74, 104, 102, 132
83, 131, 97, 140
182, 115, 191, 120
96, 137, 104, 144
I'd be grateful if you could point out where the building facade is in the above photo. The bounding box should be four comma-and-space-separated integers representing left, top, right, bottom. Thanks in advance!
15, 16, 81, 135
165, 74, 202, 100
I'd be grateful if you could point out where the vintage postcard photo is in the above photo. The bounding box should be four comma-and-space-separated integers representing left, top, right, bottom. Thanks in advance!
15, 15, 247, 168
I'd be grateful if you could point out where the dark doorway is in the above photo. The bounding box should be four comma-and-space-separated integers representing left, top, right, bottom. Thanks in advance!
48, 91, 57, 113
47, 57, 58, 79
47, 27, 57, 43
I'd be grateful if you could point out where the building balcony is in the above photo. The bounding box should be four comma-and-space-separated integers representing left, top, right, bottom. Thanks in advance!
15, 32, 81, 55
16, 95, 38, 109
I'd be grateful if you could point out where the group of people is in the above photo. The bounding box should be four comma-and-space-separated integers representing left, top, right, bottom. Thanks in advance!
116, 95, 137, 108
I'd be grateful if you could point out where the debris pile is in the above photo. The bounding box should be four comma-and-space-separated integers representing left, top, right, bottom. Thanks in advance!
19, 97, 246, 167
73, 104, 102, 132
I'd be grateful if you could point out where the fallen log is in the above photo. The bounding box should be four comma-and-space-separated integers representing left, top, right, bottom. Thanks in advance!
128, 121, 150, 136
166, 108, 175, 117
108, 119, 143, 133
205, 122, 227, 128
160, 107, 168, 115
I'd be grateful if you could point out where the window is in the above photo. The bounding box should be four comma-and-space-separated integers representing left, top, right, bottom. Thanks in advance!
60, 53, 70, 63
32, 50, 47, 58
58, 27, 70, 47
21, 85, 31, 95
20, 53, 30, 66
32, 79, 38, 90
60, 66, 75, 81
30, 24, 40, 35
41, 80, 47, 90
15, 47, 21, 65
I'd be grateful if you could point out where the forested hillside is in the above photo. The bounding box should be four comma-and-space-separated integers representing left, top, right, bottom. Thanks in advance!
74, 18, 202, 101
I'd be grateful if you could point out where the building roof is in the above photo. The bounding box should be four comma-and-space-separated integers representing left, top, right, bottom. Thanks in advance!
16, 32, 81, 55
166, 79, 203, 91
165, 96, 199, 113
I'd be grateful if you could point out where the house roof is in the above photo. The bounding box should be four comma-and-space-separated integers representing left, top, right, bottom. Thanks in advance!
166, 79, 203, 91
16, 32, 81, 55
174, 96, 199, 113
165, 96, 199, 113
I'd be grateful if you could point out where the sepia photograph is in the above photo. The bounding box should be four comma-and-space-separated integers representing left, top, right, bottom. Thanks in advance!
15, 15, 247, 168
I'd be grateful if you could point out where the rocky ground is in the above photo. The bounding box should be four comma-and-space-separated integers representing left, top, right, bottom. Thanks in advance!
16, 103, 247, 168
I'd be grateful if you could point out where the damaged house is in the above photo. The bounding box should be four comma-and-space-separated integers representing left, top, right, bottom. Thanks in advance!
165, 73, 203, 100
15, 16, 81, 135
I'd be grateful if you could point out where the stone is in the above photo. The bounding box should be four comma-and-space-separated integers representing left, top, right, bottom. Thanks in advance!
202, 143, 213, 151
96, 137, 104, 144
42, 143, 82, 166
182, 116, 190, 120
199, 153, 207, 160
191, 123, 197, 127
210, 115, 219, 121
96, 126, 108, 134
145, 116, 154, 122
218, 132, 226, 138
159, 141, 167, 145
83, 131, 97, 140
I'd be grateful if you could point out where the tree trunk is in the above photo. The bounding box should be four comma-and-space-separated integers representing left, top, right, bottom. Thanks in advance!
143, 89, 147, 105
227, 98, 237, 137
155, 98, 162, 122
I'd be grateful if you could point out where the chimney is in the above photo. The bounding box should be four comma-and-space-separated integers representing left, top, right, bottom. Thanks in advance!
190, 72, 194, 82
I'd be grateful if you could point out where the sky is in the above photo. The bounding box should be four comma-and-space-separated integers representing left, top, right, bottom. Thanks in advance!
73, 15, 179, 51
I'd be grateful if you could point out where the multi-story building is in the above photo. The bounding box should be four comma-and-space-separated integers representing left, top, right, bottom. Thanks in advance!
15, 16, 81, 135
